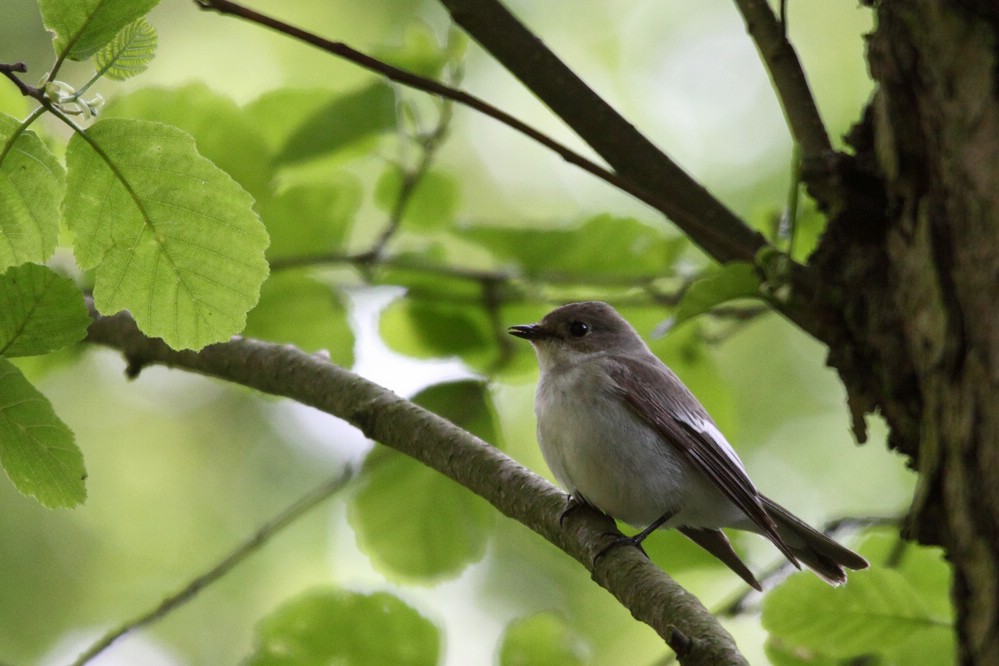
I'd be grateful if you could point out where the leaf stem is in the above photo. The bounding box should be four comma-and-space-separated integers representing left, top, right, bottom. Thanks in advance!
369, 94, 455, 258
0, 105, 47, 166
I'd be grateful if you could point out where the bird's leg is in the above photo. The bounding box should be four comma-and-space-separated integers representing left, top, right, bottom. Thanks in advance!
594, 510, 675, 563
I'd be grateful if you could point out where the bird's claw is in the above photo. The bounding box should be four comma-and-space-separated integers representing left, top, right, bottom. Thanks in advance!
594, 533, 649, 564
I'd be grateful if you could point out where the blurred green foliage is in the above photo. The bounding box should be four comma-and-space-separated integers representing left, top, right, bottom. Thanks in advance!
0, 1, 940, 665
246, 589, 440, 665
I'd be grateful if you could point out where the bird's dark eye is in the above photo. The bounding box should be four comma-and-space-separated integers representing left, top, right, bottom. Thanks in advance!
568, 321, 590, 337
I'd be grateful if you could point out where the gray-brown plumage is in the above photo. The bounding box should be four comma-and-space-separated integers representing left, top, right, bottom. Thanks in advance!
510, 301, 867, 589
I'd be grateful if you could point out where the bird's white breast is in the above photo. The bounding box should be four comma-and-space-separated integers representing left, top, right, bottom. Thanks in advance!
533, 352, 746, 530
534, 354, 687, 526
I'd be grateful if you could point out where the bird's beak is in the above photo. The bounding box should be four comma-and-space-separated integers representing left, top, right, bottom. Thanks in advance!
508, 323, 546, 341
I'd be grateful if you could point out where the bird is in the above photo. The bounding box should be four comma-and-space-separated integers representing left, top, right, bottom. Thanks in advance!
509, 300, 868, 590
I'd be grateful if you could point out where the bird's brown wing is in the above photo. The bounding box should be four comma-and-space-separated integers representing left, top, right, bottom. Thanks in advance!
606, 355, 800, 566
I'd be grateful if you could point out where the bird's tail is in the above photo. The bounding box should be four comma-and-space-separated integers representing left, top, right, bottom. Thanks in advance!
762, 496, 869, 586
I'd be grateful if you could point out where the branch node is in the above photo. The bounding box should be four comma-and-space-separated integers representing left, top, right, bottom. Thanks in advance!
668, 625, 694, 657
125, 354, 151, 380
0, 61, 44, 100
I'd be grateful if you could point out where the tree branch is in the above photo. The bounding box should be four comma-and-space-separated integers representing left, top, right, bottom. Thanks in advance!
194, 0, 784, 272
193, 0, 824, 337
84, 305, 748, 665
433, 0, 827, 339
0, 62, 43, 100
435, 0, 769, 265
731, 0, 832, 162
191, 0, 686, 238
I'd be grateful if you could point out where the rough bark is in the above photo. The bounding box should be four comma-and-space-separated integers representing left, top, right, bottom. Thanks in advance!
813, 2, 999, 662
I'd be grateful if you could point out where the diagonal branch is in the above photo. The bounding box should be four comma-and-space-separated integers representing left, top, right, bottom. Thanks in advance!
436, 0, 769, 265
84, 305, 748, 665
192, 0, 683, 244
194, 0, 824, 334
194, 0, 769, 267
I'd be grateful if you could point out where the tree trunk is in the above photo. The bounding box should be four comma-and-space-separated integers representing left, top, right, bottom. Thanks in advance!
818, 2, 999, 662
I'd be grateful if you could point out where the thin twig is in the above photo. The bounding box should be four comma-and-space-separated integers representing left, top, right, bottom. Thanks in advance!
192, 0, 683, 229
270, 250, 668, 287
0, 62, 44, 100
699, 306, 771, 344
781, 142, 802, 257
70, 470, 354, 666
369, 96, 455, 256
732, 0, 831, 162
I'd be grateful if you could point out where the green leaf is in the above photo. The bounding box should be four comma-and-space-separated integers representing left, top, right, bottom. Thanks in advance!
855, 530, 953, 620
456, 214, 686, 279
762, 569, 952, 659
371, 243, 495, 302
413, 379, 501, 444
94, 17, 157, 81
0, 83, 30, 119
64, 118, 269, 350
352, 447, 492, 580
375, 22, 451, 79
244, 89, 341, 155
0, 114, 65, 271
244, 272, 354, 367
103, 85, 273, 203
246, 589, 439, 666
0, 264, 89, 357
262, 178, 361, 261
379, 298, 494, 368
374, 167, 459, 231
350, 380, 498, 580
39, 0, 160, 61
0, 358, 85, 508
498, 612, 587, 666
764, 637, 839, 666
275, 83, 397, 165
667, 262, 762, 331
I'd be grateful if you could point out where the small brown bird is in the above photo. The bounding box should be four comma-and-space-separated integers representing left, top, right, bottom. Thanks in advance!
510, 301, 868, 589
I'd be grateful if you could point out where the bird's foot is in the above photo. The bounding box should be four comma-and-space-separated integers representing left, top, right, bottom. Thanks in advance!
594, 533, 649, 564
